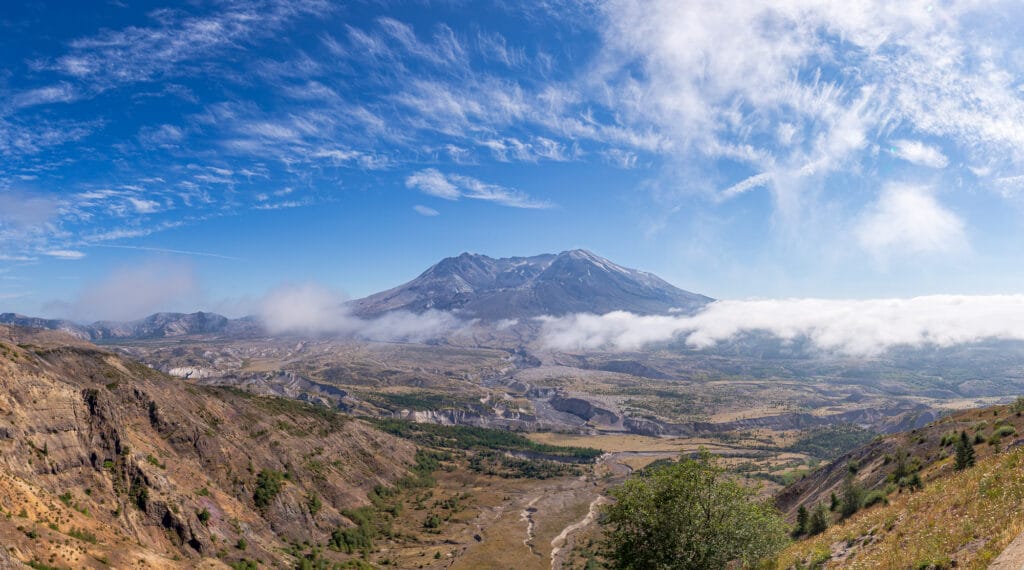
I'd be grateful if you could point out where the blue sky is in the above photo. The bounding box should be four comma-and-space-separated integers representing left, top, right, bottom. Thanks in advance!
3, 0, 1024, 321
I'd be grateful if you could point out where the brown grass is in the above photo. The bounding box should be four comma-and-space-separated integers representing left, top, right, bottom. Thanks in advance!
776, 446, 1024, 569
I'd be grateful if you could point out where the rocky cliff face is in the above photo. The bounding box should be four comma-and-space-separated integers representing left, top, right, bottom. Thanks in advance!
0, 326, 414, 568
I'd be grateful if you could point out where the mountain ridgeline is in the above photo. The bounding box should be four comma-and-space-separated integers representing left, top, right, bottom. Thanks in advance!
0, 311, 261, 342
350, 249, 712, 319
2, 250, 711, 340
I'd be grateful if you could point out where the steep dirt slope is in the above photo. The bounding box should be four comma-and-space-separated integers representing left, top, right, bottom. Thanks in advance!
775, 400, 1024, 568
776, 400, 1024, 518
0, 326, 414, 568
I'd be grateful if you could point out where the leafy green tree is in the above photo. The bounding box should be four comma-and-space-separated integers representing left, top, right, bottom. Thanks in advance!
954, 430, 976, 470
600, 451, 788, 569
829, 492, 839, 512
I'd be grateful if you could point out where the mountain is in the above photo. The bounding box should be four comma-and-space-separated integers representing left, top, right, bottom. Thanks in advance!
0, 311, 260, 341
351, 249, 713, 319
0, 324, 413, 568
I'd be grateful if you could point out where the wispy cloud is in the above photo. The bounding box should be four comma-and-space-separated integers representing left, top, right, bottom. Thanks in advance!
48, 1, 331, 88
43, 250, 86, 260
90, 244, 241, 260
890, 140, 949, 169
405, 169, 552, 209
413, 205, 440, 216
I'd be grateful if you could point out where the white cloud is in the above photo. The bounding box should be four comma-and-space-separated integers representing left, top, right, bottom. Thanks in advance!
413, 205, 440, 216
258, 283, 462, 341
405, 168, 460, 199
137, 124, 185, 147
44, 250, 86, 260
405, 169, 552, 209
890, 140, 949, 168
540, 295, 1024, 356
590, 1, 1024, 214
50, 261, 200, 322
856, 183, 966, 257
129, 197, 161, 213
718, 172, 773, 201
8, 83, 76, 109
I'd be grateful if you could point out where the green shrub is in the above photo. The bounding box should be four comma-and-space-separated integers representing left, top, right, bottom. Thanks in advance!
253, 469, 285, 509
307, 493, 322, 516
68, 527, 97, 543
330, 507, 378, 556
424, 513, 442, 529
146, 454, 166, 469
863, 490, 889, 508
197, 508, 211, 524
995, 425, 1016, 438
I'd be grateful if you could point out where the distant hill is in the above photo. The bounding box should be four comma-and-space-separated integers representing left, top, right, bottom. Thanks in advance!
350, 249, 712, 319
0, 311, 260, 341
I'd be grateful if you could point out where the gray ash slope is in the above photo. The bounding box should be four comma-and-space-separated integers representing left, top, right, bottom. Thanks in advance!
350, 249, 712, 319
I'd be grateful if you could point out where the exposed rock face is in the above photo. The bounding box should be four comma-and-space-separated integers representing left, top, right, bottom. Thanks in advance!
0, 326, 414, 568
549, 396, 620, 424
351, 249, 713, 319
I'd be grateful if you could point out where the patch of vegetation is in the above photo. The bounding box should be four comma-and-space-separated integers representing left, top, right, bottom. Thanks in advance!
253, 469, 285, 509
396, 449, 450, 489
995, 424, 1017, 438
67, 527, 98, 543
785, 424, 876, 460
601, 451, 789, 569
225, 388, 348, 433
329, 506, 380, 556
146, 453, 166, 469
373, 419, 602, 461
307, 493, 322, 516
357, 390, 478, 412
468, 450, 585, 479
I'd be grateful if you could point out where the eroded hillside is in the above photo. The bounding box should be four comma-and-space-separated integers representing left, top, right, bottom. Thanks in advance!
0, 326, 415, 568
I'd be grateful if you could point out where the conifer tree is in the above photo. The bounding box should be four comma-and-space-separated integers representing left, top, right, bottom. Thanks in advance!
794, 505, 809, 537
954, 430, 975, 470
808, 503, 830, 536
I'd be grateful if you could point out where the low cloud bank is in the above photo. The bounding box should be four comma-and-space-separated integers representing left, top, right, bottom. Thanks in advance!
539, 295, 1024, 356
46, 261, 199, 323
258, 283, 462, 342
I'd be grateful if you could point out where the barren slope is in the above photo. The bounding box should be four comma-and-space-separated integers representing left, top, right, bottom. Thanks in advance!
0, 326, 414, 568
